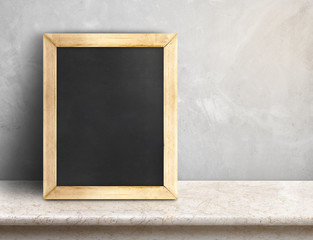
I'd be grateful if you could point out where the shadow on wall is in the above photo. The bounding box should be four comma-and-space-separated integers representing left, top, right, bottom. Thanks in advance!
1, 31, 163, 180
0, 34, 43, 180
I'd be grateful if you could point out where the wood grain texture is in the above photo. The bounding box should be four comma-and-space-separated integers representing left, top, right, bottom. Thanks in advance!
45, 186, 176, 200
43, 35, 57, 198
163, 35, 178, 198
43, 33, 177, 199
44, 33, 176, 47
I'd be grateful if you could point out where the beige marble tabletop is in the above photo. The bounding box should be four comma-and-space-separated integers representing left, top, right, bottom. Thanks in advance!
0, 181, 312, 226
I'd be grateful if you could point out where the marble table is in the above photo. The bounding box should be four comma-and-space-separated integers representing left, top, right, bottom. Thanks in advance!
0, 181, 313, 226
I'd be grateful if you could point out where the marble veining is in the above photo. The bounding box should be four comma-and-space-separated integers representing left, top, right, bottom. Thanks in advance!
0, 181, 312, 226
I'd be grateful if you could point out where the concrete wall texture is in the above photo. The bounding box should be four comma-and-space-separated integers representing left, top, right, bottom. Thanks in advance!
0, 0, 313, 180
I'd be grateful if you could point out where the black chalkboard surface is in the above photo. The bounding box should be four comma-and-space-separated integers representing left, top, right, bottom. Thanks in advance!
57, 47, 164, 186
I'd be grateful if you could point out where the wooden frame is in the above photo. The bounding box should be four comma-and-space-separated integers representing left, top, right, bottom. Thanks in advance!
43, 34, 177, 199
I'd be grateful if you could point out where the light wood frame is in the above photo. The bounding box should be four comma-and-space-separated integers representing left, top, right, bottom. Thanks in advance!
43, 33, 177, 199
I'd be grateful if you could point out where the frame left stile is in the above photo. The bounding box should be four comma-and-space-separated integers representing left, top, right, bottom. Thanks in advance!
43, 33, 177, 199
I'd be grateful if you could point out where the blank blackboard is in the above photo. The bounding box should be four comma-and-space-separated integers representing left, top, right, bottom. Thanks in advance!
57, 47, 164, 186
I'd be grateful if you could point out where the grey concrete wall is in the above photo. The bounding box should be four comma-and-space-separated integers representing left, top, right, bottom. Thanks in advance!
1, 0, 313, 180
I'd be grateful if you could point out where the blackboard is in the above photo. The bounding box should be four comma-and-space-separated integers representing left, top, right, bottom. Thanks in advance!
43, 33, 177, 199
57, 47, 164, 186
